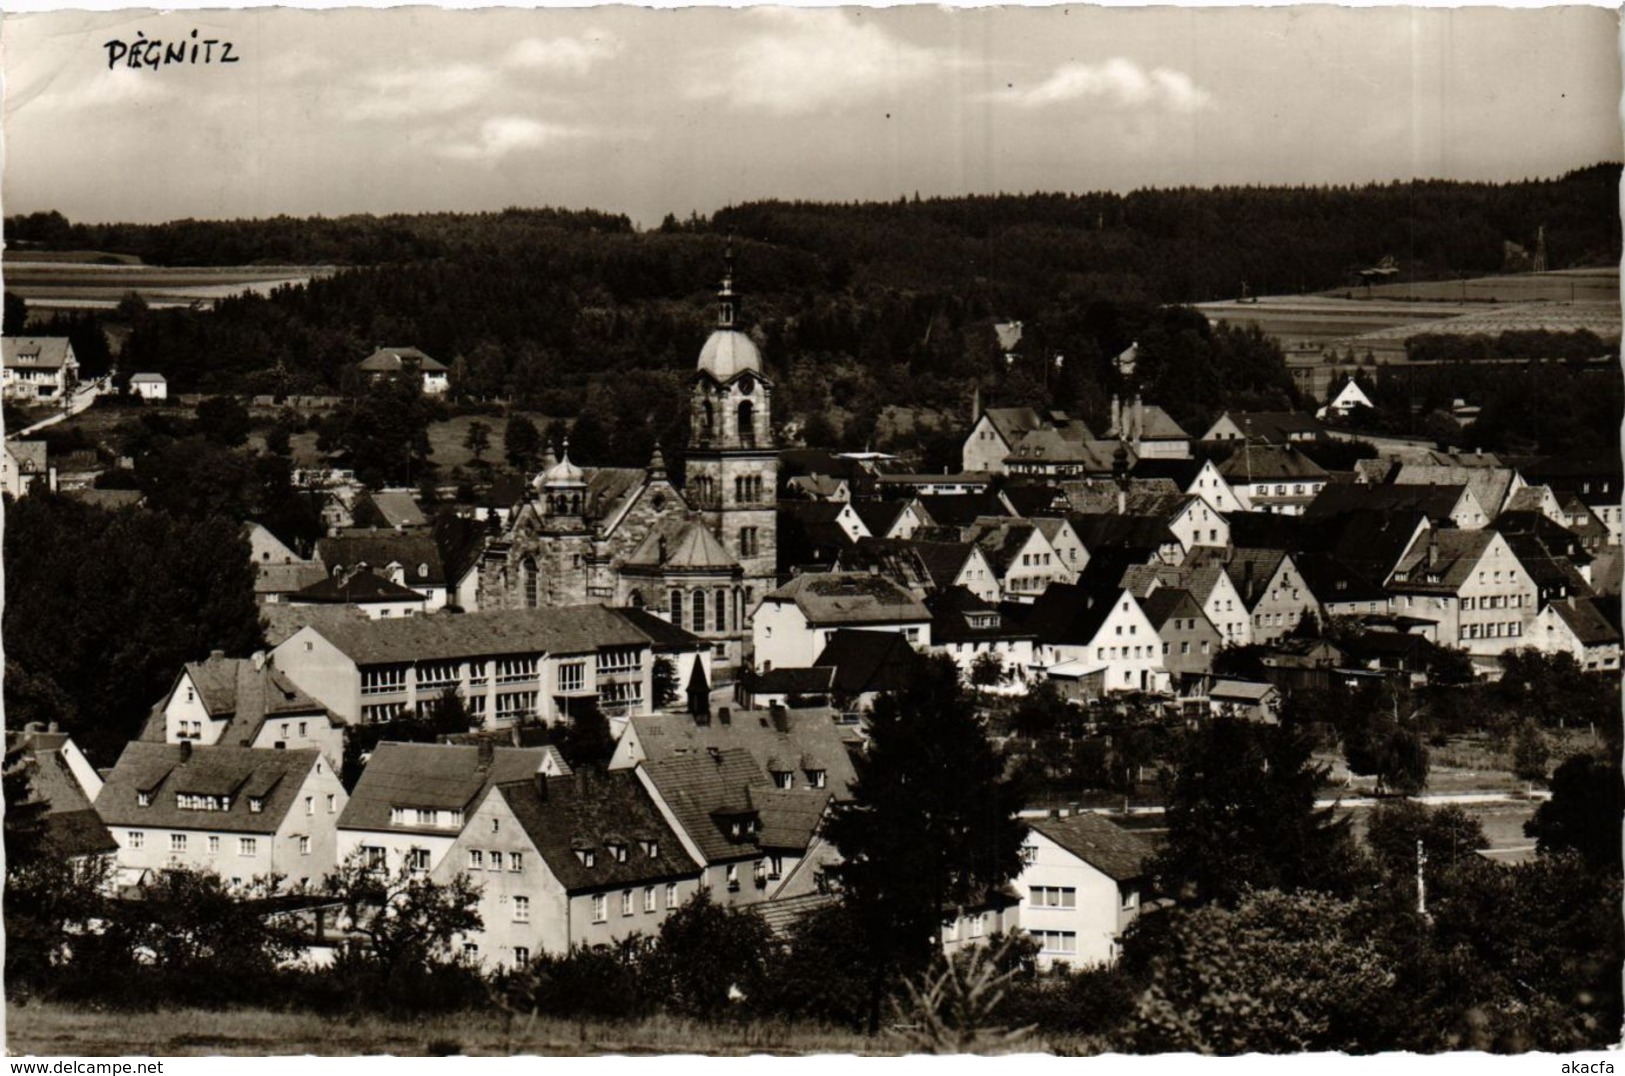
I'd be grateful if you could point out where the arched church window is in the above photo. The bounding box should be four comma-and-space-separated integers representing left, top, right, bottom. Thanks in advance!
701, 401, 714, 439
569, 493, 582, 515
670, 589, 683, 626
691, 590, 707, 634
714, 588, 728, 632
629, 590, 645, 609
737, 401, 755, 446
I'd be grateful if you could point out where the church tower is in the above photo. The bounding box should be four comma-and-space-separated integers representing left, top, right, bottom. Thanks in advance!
686, 243, 778, 636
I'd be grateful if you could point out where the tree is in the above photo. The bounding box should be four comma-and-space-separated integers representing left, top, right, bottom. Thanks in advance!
643, 890, 775, 1018
324, 849, 483, 980
1008, 679, 1070, 739
823, 655, 1029, 1030
325, 373, 434, 487
1124, 890, 1398, 1054
969, 651, 1007, 689
651, 656, 680, 710
1510, 723, 1551, 783
463, 420, 492, 462
1524, 753, 1623, 873
555, 698, 615, 769
1364, 800, 1487, 880
194, 396, 252, 447
3, 290, 27, 334
504, 413, 542, 471
1152, 719, 1362, 907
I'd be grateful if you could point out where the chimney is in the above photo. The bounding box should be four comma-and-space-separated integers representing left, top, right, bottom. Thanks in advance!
477, 740, 495, 772
178, 740, 192, 762
252, 651, 266, 671
972, 385, 982, 424
770, 704, 789, 733
1427, 535, 1440, 570
718, 706, 732, 727
46, 721, 58, 734
1110, 395, 1121, 437
510, 725, 522, 747
1069, 800, 1081, 817
1049, 807, 1061, 819
533, 771, 548, 800
210, 649, 225, 662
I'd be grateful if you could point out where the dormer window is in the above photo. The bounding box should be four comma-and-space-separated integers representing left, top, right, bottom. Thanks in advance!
771, 770, 794, 790
640, 839, 659, 859
610, 842, 628, 863
137, 792, 152, 808
248, 797, 264, 813
806, 769, 828, 789
575, 848, 596, 868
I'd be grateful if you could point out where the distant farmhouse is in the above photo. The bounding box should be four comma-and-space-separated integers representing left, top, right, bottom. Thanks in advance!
358, 346, 450, 395
2, 336, 78, 400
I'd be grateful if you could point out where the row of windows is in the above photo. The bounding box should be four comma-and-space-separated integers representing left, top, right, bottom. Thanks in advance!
671, 589, 733, 635
130, 831, 274, 856
1463, 594, 1525, 611
1251, 482, 1324, 497
733, 476, 765, 502
392, 807, 464, 829
592, 884, 680, 922
304, 795, 339, 815
1029, 885, 1077, 908
1029, 930, 1078, 954
467, 850, 525, 872
770, 769, 827, 790
1252, 611, 1299, 628
1460, 622, 1523, 640
1020, 552, 1053, 567
463, 943, 531, 967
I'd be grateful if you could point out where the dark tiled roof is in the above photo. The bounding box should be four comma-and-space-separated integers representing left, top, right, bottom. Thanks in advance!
1021, 582, 1123, 647
168, 655, 330, 747
812, 629, 924, 696
752, 667, 836, 696
927, 585, 1034, 643
1067, 513, 1178, 554
1138, 587, 1204, 631
1002, 484, 1069, 518
3, 336, 75, 369
754, 892, 839, 939
358, 347, 447, 373
339, 742, 553, 834
45, 809, 119, 858
317, 534, 446, 588
627, 710, 857, 800
1294, 552, 1389, 604
494, 771, 699, 893
1389, 530, 1496, 592
293, 604, 650, 665
850, 501, 905, 537
96, 743, 322, 834
1130, 458, 1205, 488
1218, 443, 1329, 482
970, 520, 1039, 576
624, 519, 739, 571
981, 407, 1045, 444
615, 606, 706, 651
1030, 813, 1152, 881
1208, 411, 1324, 444
916, 493, 1011, 529
1305, 483, 1469, 524
292, 569, 427, 605
763, 573, 930, 627
640, 748, 827, 863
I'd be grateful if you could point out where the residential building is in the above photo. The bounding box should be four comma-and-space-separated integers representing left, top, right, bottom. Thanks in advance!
927, 585, 1039, 685
316, 533, 450, 611
1218, 444, 1329, 515
850, 499, 925, 541
337, 741, 568, 875
435, 769, 701, 969
635, 747, 831, 908
1202, 411, 1324, 445
2, 336, 78, 400
1387, 529, 1539, 673
1018, 813, 1153, 968
4, 726, 116, 864
752, 573, 932, 672
608, 706, 857, 801
1130, 457, 1244, 513
1306, 482, 1488, 530
1139, 587, 1222, 685
1530, 597, 1621, 672
271, 605, 662, 727
1121, 560, 1251, 647
143, 650, 344, 769
1207, 680, 1282, 723
2, 440, 55, 498
1321, 377, 1375, 418
129, 372, 168, 400
357, 346, 450, 394
962, 406, 1046, 474
968, 517, 1075, 601
1392, 461, 1522, 520
1187, 547, 1317, 645
1023, 583, 1166, 696
95, 742, 346, 889
1106, 396, 1191, 460
287, 568, 430, 619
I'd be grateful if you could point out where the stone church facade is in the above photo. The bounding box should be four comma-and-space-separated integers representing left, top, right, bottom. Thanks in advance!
478, 252, 777, 679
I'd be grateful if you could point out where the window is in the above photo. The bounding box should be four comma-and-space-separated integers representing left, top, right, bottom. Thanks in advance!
1029, 885, 1077, 908
970, 914, 985, 938
327, 794, 337, 814
362, 702, 406, 723
644, 886, 657, 913
496, 692, 538, 720
407, 848, 430, 872
1031, 929, 1077, 954
298, 721, 308, 737
618, 889, 633, 917
305, 796, 315, 816
691, 590, 708, 633
299, 836, 311, 856
739, 527, 759, 558
509, 852, 523, 873
592, 894, 608, 922
239, 837, 258, 857
596, 647, 641, 675
496, 656, 539, 684
207, 835, 219, 854
557, 663, 585, 693
138, 792, 152, 808
364, 846, 386, 871
666, 883, 679, 909
514, 895, 530, 922
361, 665, 408, 696
726, 864, 740, 892
772, 770, 794, 789
170, 833, 187, 854
470, 850, 484, 871
418, 661, 459, 691
462, 943, 479, 960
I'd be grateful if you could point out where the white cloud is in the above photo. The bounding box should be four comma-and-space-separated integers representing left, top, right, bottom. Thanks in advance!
503, 31, 622, 76
345, 63, 495, 122
687, 9, 946, 116
996, 58, 1212, 113
436, 116, 582, 162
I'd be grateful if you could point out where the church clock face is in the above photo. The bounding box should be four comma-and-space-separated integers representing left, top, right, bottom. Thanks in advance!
737, 374, 755, 396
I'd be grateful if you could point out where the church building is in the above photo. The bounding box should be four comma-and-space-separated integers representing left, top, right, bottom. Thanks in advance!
478, 250, 777, 679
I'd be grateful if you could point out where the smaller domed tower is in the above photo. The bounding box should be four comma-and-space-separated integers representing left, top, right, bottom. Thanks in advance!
536, 440, 588, 534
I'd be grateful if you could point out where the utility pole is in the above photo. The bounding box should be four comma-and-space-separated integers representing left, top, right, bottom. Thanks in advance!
1416, 838, 1430, 920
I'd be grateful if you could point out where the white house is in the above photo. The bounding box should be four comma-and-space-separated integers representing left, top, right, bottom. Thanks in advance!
2, 336, 78, 400
1386, 528, 1540, 674
1528, 597, 1621, 672
94, 742, 347, 890
130, 373, 168, 400
969, 518, 1076, 602
358, 347, 450, 395
752, 572, 932, 672
1319, 377, 1375, 419
336, 741, 568, 878
2, 440, 54, 498
1017, 813, 1153, 968
1028, 584, 1167, 696
961, 406, 1045, 475
1132, 457, 1245, 514
146, 650, 344, 769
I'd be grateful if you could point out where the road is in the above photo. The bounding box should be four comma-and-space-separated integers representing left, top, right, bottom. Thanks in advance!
10, 377, 106, 437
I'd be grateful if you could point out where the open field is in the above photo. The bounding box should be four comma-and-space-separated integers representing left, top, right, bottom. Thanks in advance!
1329, 267, 1619, 305
5, 1003, 919, 1057
3, 259, 338, 313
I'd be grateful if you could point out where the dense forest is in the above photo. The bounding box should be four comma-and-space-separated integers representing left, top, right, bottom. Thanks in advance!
4, 164, 1618, 460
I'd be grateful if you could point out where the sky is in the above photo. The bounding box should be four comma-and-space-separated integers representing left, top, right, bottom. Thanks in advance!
2, 5, 1620, 227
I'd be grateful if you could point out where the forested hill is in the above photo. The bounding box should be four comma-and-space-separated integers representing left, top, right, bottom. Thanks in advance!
5, 164, 1617, 459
